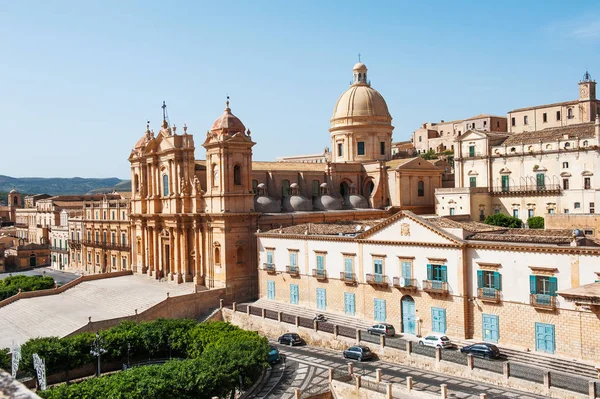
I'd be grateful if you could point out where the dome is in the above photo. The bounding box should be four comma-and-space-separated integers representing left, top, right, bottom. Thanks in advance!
254, 196, 281, 213
283, 195, 313, 212
344, 194, 369, 209
331, 84, 391, 121
353, 62, 367, 72
211, 101, 246, 135
314, 195, 343, 211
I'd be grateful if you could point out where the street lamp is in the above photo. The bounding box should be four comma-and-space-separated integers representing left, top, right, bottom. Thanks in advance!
90, 332, 107, 377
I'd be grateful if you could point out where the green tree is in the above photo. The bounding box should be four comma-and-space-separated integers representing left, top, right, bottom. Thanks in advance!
0, 348, 10, 371
419, 149, 437, 160
527, 216, 544, 229
484, 213, 523, 228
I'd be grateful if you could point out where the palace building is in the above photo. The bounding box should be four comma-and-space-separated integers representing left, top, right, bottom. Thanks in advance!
128, 62, 444, 301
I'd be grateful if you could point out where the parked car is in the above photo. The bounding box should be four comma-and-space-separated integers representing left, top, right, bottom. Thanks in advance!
278, 333, 305, 346
343, 345, 373, 362
460, 343, 501, 359
367, 323, 396, 337
418, 334, 453, 349
268, 345, 280, 363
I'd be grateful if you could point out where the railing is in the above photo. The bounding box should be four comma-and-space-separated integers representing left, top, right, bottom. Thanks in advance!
49, 246, 69, 253
80, 240, 131, 251
366, 273, 389, 287
530, 293, 556, 310
393, 276, 417, 289
491, 184, 561, 195
285, 265, 300, 276
477, 287, 500, 302
422, 280, 449, 294
262, 263, 276, 274
312, 269, 327, 280
339, 272, 356, 284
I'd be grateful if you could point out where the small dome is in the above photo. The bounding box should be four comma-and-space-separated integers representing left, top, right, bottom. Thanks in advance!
314, 195, 342, 211
283, 195, 313, 212
353, 62, 367, 72
254, 196, 281, 213
211, 101, 246, 135
345, 194, 369, 209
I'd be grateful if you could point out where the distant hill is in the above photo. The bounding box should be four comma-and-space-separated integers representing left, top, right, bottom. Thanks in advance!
87, 180, 132, 194
0, 175, 129, 197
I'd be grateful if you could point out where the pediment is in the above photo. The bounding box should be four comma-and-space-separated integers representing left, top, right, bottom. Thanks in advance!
396, 157, 444, 171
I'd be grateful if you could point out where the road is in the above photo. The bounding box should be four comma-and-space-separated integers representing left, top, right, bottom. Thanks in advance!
0, 267, 80, 285
262, 342, 549, 399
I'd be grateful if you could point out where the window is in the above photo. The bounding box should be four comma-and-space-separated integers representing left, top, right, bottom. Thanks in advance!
528, 209, 534, 219
468, 145, 475, 157
449, 207, 455, 216
585, 229, 594, 236
316, 287, 326, 310
494, 208, 500, 215
380, 141, 385, 155
282, 180, 290, 197
357, 141, 365, 156
87, 230, 91, 242
316, 254, 325, 278
548, 208, 555, 214
513, 209, 519, 219
111, 232, 116, 245
574, 202, 581, 209
95, 211, 99, 219
530, 275, 557, 296
373, 259, 383, 277
267, 280, 275, 300
469, 176, 477, 187
567, 108, 573, 119
427, 264, 447, 282
214, 247, 221, 264
584, 177, 591, 189
289, 251, 298, 269
337, 142, 343, 156
536, 173, 545, 189
477, 270, 501, 291
472, 123, 475, 128
134, 174, 140, 192
103, 211, 106, 220
542, 113, 547, 123
122, 211, 126, 220
511, 117, 515, 126
122, 257, 127, 270
401, 260, 412, 279
556, 111, 561, 121
417, 180, 424, 197
233, 164, 242, 185
344, 257, 354, 280
163, 174, 169, 196
524, 116, 528, 125
501, 175, 509, 191
590, 202, 595, 213
95, 254, 100, 264
479, 209, 485, 221
562, 162, 568, 168
252, 179, 258, 195
121, 233, 126, 245
87, 252, 91, 263
564, 209, 569, 214
95, 231, 99, 243
312, 180, 320, 197
112, 256, 116, 267
419, 136, 422, 142
564, 142, 571, 148
483, 120, 487, 128
563, 178, 569, 190
290, 284, 299, 304
266, 250, 273, 265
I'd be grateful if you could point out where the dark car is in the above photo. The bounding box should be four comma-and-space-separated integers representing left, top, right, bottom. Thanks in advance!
460, 343, 501, 359
268, 345, 280, 364
367, 323, 396, 337
278, 333, 305, 346
343, 345, 373, 362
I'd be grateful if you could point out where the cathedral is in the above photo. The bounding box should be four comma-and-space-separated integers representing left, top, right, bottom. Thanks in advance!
129, 62, 443, 300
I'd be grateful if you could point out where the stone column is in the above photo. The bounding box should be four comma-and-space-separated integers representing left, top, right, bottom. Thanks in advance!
503, 362, 510, 380
375, 368, 382, 383
347, 362, 353, 375
440, 384, 447, 399
182, 226, 190, 282
154, 227, 160, 278
406, 376, 413, 391
589, 381, 597, 399
467, 354, 474, 370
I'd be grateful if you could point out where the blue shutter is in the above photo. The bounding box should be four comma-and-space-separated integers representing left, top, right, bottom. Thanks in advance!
317, 255, 324, 270
529, 275, 537, 294
402, 262, 412, 278
549, 277, 557, 296
493, 272, 501, 290
267, 251, 273, 264
290, 253, 297, 266
374, 299, 386, 322
477, 270, 484, 288
427, 264, 433, 280
267, 281, 275, 300
440, 266, 447, 282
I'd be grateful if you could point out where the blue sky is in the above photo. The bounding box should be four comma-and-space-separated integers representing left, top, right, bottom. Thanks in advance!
2, 0, 600, 178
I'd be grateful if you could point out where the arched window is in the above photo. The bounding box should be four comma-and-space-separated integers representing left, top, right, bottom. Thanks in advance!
417, 180, 425, 197
236, 247, 244, 263
282, 180, 290, 197
562, 162, 569, 168
312, 180, 320, 197
214, 247, 221, 264
234, 164, 242, 185
13, 196, 18, 206
163, 174, 169, 196
134, 174, 139, 192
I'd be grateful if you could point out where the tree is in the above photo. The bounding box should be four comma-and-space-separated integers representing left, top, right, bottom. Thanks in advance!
484, 213, 523, 228
527, 216, 544, 229
420, 149, 437, 160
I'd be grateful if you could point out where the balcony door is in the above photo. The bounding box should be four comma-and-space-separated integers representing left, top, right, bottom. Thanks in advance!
501, 175, 509, 192
401, 296, 416, 334
482, 314, 499, 343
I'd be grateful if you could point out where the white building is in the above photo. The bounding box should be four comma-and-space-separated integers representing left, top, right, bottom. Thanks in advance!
49, 210, 69, 270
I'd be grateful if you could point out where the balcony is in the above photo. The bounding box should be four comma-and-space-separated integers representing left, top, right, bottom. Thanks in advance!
393, 277, 417, 290
263, 263, 276, 274
81, 240, 131, 251
286, 265, 300, 277
477, 287, 500, 303
49, 246, 69, 253
68, 240, 82, 250
312, 269, 328, 280
491, 184, 561, 196
423, 280, 449, 295
366, 273, 389, 288
530, 293, 556, 310
339, 272, 357, 285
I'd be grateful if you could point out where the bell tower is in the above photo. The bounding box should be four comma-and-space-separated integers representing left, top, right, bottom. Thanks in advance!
7, 188, 22, 222
579, 71, 597, 122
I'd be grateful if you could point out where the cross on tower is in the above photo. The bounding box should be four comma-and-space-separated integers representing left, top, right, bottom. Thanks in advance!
358, 53, 361, 62
162, 101, 167, 120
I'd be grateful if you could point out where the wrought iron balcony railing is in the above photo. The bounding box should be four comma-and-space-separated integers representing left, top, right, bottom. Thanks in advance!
393, 277, 417, 290
286, 265, 300, 276
530, 293, 556, 310
262, 263, 276, 274
49, 246, 69, 253
339, 272, 357, 284
491, 184, 561, 195
366, 273, 389, 287
477, 287, 500, 303
312, 268, 328, 280
422, 280, 449, 294
80, 240, 131, 251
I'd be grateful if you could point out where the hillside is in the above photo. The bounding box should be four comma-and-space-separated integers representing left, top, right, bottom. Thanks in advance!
0, 175, 128, 197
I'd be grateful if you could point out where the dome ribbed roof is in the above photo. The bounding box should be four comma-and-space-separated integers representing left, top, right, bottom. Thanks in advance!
332, 85, 390, 121
211, 102, 246, 134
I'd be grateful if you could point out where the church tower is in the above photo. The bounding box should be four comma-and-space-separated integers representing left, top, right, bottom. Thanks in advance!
7, 188, 22, 222
579, 71, 597, 122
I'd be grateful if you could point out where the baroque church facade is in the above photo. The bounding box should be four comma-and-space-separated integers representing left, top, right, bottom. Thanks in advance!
128, 62, 443, 300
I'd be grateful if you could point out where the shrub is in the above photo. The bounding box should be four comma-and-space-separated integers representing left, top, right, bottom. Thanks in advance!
0, 275, 55, 300
527, 216, 544, 229
0, 348, 10, 371
484, 213, 523, 228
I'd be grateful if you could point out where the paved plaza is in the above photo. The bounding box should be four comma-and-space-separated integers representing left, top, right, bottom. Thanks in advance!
0, 267, 80, 285
0, 274, 195, 349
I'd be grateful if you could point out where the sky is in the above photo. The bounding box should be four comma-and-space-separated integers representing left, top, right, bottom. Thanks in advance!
1, 0, 600, 179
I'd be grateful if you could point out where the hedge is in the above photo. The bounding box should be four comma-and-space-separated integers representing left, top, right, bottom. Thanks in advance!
527, 216, 544, 229
0, 275, 55, 300
484, 213, 523, 228
19, 319, 269, 399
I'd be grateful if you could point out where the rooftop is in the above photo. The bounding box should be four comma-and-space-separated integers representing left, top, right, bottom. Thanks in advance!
508, 100, 580, 113
264, 219, 386, 236
502, 122, 595, 146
